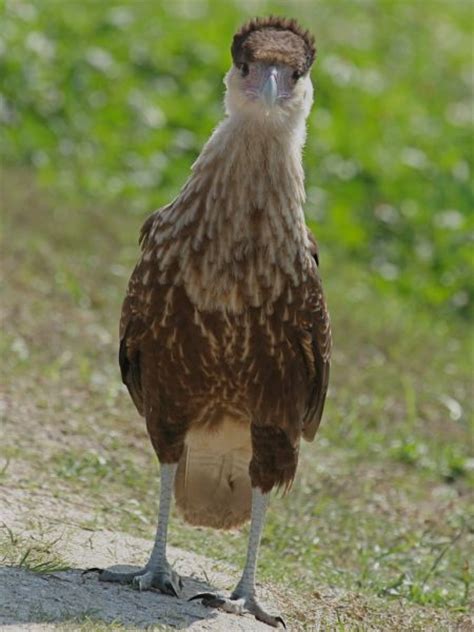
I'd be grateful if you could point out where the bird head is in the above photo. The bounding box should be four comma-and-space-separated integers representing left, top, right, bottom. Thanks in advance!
225, 17, 316, 125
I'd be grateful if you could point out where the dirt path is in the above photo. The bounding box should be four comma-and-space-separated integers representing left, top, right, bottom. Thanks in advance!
1, 485, 313, 631
1, 443, 473, 632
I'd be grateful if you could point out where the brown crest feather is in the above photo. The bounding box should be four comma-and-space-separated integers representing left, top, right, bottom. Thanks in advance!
232, 16, 316, 75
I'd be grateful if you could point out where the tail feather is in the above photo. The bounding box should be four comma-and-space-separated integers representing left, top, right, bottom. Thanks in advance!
174, 419, 252, 529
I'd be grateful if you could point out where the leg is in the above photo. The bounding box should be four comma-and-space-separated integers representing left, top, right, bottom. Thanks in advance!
100, 463, 182, 596
190, 488, 285, 628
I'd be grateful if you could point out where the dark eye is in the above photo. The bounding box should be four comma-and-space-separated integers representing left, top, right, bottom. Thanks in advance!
239, 62, 249, 77
292, 70, 302, 81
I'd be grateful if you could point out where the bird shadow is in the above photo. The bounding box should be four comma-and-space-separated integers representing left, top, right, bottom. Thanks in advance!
0, 563, 224, 629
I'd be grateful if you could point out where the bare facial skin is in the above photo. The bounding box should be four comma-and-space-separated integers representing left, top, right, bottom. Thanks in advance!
225, 60, 314, 123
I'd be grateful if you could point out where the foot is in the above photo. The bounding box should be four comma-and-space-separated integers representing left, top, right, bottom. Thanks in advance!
190, 590, 285, 628
99, 565, 183, 597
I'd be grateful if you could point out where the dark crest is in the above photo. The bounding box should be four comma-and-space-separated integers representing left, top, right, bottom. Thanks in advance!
231, 16, 316, 75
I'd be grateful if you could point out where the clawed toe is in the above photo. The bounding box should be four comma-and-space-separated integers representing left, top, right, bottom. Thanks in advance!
99, 566, 182, 597
99, 568, 147, 584
190, 592, 245, 614
189, 592, 230, 609
132, 570, 154, 591
255, 611, 286, 629
190, 592, 285, 628
151, 569, 183, 597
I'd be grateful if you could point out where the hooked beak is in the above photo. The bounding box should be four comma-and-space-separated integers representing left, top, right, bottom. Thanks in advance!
260, 67, 278, 108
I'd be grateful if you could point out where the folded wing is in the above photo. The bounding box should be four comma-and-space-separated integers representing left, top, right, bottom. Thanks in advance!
301, 227, 332, 441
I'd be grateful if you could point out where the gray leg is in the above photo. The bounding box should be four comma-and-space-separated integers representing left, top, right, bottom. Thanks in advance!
100, 463, 182, 596
191, 488, 285, 627
232, 487, 268, 598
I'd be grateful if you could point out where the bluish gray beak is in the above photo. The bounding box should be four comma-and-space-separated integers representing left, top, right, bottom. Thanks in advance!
261, 69, 278, 108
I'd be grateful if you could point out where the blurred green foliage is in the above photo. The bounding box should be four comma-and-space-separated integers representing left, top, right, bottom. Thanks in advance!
2, 2, 473, 620
1, 0, 473, 315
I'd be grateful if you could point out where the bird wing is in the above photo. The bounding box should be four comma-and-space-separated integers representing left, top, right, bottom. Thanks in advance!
301, 227, 331, 441
118, 211, 160, 416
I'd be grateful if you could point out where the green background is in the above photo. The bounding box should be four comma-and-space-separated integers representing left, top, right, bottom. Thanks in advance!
1, 0, 473, 628
2, 0, 472, 315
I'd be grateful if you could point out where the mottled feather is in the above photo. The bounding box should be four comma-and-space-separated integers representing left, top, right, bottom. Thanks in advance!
118, 17, 330, 528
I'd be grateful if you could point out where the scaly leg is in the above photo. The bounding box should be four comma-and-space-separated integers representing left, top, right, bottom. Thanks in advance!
190, 488, 285, 628
99, 463, 182, 596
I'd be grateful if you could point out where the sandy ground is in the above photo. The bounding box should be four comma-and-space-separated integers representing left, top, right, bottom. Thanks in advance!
0, 403, 471, 632
2, 482, 473, 632
0, 485, 329, 631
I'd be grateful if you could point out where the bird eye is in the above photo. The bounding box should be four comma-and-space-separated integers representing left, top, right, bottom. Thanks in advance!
239, 63, 249, 77
292, 70, 302, 81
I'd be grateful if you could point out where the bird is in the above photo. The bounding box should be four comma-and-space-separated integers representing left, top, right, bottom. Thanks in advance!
98, 16, 331, 628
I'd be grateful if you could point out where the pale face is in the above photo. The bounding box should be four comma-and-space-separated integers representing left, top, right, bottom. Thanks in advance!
225, 60, 314, 124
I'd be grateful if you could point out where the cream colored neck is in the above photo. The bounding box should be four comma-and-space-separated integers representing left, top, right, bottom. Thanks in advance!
191, 113, 307, 212
155, 113, 311, 312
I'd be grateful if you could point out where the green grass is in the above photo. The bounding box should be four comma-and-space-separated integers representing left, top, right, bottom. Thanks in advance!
2, 173, 472, 629
1, 0, 472, 315
0, 524, 71, 574
1, 0, 473, 629
17, 610, 139, 632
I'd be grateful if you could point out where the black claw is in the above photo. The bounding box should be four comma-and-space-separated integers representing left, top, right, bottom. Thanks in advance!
81, 567, 103, 576
203, 597, 227, 608
189, 592, 217, 602
178, 576, 184, 590
189, 592, 227, 608
164, 581, 179, 598
256, 613, 287, 629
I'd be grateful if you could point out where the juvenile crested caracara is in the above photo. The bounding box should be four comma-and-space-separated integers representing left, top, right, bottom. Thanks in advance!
99, 16, 331, 628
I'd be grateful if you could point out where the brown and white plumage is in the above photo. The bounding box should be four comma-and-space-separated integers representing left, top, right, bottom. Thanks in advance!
102, 16, 331, 627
